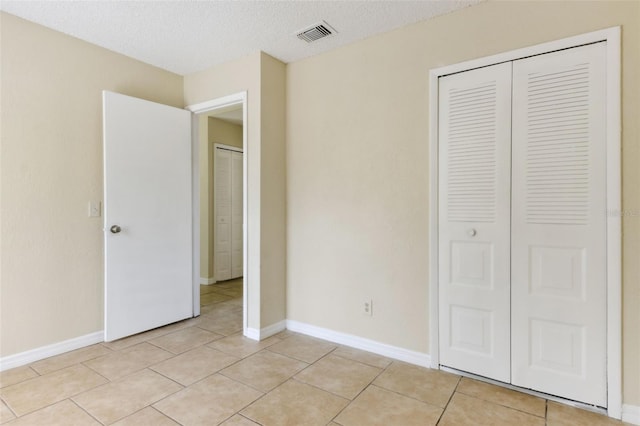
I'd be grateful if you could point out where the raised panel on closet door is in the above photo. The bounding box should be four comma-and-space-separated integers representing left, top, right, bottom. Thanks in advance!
438, 62, 512, 382
510, 42, 607, 407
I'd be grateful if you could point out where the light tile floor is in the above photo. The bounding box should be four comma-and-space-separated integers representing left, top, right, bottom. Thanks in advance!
0, 278, 631, 425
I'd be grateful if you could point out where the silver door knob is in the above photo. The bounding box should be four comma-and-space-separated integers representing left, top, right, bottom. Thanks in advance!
467, 228, 477, 237
110, 225, 122, 234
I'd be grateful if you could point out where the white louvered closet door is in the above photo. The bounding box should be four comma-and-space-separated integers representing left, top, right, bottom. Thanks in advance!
438, 63, 512, 382
215, 148, 232, 281
510, 42, 607, 406
230, 151, 243, 279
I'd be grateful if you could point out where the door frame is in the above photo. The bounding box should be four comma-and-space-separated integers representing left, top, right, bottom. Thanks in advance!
186, 92, 248, 334
212, 143, 244, 282
428, 28, 621, 418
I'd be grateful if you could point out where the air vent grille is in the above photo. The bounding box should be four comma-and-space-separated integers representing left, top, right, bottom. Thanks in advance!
296, 21, 336, 43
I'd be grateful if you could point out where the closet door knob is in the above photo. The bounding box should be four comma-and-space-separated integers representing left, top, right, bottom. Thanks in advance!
467, 228, 477, 237
110, 225, 122, 234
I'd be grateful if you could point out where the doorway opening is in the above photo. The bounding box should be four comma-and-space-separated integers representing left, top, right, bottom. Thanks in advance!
187, 92, 249, 336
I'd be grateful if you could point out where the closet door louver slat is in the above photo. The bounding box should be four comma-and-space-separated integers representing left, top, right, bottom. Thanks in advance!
525, 63, 591, 225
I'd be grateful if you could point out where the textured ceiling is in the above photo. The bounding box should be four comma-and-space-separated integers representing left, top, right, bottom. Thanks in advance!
0, 0, 480, 76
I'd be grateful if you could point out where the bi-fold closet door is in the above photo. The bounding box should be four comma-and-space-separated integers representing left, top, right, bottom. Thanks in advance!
214, 146, 244, 281
438, 42, 607, 407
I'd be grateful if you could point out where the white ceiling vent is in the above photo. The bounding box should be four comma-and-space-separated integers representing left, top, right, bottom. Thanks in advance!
296, 21, 336, 43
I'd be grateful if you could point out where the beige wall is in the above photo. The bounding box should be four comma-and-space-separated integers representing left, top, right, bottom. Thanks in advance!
0, 14, 285, 355
200, 117, 243, 281
185, 51, 286, 331
286, 0, 639, 406
208, 117, 243, 148
2, 0, 637, 409
0, 12, 184, 357
259, 53, 287, 327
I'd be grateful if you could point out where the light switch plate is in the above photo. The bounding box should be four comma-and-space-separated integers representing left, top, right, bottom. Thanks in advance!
88, 201, 101, 217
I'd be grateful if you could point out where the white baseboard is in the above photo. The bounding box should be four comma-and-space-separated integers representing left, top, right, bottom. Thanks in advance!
244, 328, 259, 341
200, 277, 216, 285
623, 404, 640, 425
261, 320, 286, 339
244, 320, 286, 342
0, 331, 104, 372
285, 320, 431, 367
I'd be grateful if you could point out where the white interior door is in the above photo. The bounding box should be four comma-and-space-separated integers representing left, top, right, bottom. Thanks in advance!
231, 151, 243, 278
215, 147, 232, 281
438, 63, 512, 382
510, 42, 607, 406
103, 91, 192, 342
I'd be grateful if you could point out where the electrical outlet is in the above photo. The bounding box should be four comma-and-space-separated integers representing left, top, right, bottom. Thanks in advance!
363, 299, 373, 316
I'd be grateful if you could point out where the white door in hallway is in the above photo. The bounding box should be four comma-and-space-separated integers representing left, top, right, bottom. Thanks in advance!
103, 91, 192, 342
438, 62, 513, 383
214, 145, 243, 281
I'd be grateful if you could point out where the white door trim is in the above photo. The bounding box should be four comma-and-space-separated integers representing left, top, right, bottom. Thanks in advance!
428, 27, 621, 418
186, 91, 249, 335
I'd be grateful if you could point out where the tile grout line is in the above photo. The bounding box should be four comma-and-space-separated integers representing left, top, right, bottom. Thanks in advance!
0, 394, 19, 419
435, 374, 462, 425
29, 365, 42, 377
79, 360, 113, 384
80, 343, 180, 383
365, 362, 458, 409
545, 399, 549, 425
206, 334, 282, 359
217, 366, 273, 395
286, 344, 340, 377
227, 345, 309, 372
214, 376, 268, 425
68, 397, 106, 426
217, 406, 263, 426
0, 290, 241, 424
152, 404, 185, 426
262, 347, 322, 366
26, 345, 117, 377
214, 340, 344, 422
453, 377, 550, 420
328, 345, 393, 370
147, 302, 275, 393
327, 354, 395, 424
237, 412, 261, 425
140, 366, 187, 390
102, 367, 186, 425
1, 364, 110, 419
149, 406, 185, 426
150, 351, 244, 389
454, 388, 548, 419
